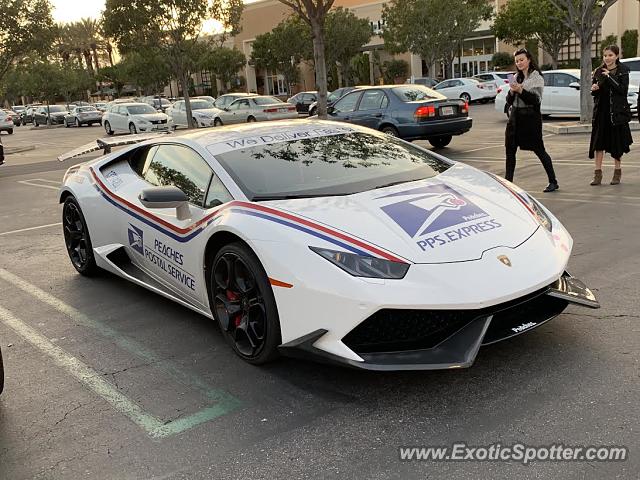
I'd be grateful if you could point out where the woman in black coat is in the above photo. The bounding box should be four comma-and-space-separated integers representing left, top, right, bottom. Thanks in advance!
504, 49, 558, 192
589, 45, 633, 185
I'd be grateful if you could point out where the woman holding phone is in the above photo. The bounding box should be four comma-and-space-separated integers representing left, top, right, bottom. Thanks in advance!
589, 44, 633, 185
504, 48, 558, 192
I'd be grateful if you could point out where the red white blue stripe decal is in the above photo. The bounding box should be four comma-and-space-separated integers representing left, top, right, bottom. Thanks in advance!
90, 168, 408, 263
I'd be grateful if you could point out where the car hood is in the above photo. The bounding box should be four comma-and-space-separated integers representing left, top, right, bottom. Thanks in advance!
51, 111, 69, 116
262, 163, 542, 264
132, 113, 167, 121
193, 108, 222, 116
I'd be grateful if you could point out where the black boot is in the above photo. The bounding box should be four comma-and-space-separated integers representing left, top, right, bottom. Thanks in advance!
543, 181, 559, 192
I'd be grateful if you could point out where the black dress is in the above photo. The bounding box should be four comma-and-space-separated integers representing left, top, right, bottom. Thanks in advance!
589, 66, 633, 159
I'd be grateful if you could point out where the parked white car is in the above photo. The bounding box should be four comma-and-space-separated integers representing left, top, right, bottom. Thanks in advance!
212, 95, 298, 126
167, 99, 220, 128
433, 78, 496, 103
621, 57, 640, 89
494, 69, 639, 117
0, 110, 15, 134
102, 102, 172, 135
473, 72, 513, 90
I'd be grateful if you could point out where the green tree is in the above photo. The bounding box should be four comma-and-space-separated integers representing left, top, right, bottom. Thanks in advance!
103, 0, 243, 128
276, 0, 336, 118
201, 47, 247, 94
383, 0, 491, 78
621, 30, 638, 58
381, 59, 409, 84
0, 0, 56, 84
251, 17, 312, 94
599, 34, 618, 50
119, 49, 172, 96
492, 52, 514, 69
325, 8, 371, 87
492, 0, 572, 69
548, 0, 622, 123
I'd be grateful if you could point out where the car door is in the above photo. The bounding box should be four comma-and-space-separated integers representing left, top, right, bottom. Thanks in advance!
173, 101, 186, 126
133, 144, 233, 305
328, 91, 363, 123
350, 89, 389, 129
434, 80, 455, 99
551, 72, 580, 114
220, 99, 243, 124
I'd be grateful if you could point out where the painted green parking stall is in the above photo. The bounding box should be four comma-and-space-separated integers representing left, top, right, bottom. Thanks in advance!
0, 267, 242, 438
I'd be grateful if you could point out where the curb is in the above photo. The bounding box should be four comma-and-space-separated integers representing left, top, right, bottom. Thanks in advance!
544, 120, 640, 134
5, 145, 36, 154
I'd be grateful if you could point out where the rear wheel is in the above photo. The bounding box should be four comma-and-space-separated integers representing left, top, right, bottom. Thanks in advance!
104, 121, 113, 135
429, 135, 452, 149
247, 116, 256, 123
211, 242, 281, 365
129, 123, 137, 134
214, 118, 223, 127
7, 129, 13, 135
460, 93, 471, 103
192, 117, 198, 128
381, 125, 399, 137
75, 118, 80, 127
62, 197, 99, 276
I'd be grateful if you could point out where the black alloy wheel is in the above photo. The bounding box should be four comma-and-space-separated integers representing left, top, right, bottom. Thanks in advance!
211, 243, 281, 364
62, 197, 98, 276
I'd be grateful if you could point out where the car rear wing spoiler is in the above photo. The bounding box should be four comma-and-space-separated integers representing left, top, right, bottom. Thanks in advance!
57, 132, 172, 162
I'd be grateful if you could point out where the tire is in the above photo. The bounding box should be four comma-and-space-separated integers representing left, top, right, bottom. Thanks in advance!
75, 118, 80, 127
460, 93, 471, 103
210, 242, 281, 365
104, 121, 113, 135
247, 116, 256, 123
65, 120, 70, 128
381, 125, 399, 137
429, 135, 452, 149
192, 117, 199, 128
34, 120, 39, 127
214, 118, 223, 127
47, 118, 52, 126
129, 123, 137, 134
309, 107, 316, 117
62, 196, 99, 276
7, 129, 13, 135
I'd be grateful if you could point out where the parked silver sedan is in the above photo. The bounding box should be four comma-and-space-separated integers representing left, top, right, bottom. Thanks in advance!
64, 105, 102, 127
167, 99, 220, 128
213, 95, 298, 125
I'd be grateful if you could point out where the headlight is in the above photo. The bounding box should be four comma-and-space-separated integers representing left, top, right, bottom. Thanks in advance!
309, 247, 409, 279
488, 173, 553, 232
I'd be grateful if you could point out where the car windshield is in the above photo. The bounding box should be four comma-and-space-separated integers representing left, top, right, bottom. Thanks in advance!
190, 100, 213, 110
253, 96, 283, 105
127, 104, 157, 114
48, 106, 66, 112
213, 131, 451, 200
392, 85, 441, 102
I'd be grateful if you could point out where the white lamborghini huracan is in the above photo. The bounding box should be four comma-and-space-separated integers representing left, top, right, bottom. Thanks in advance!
58, 120, 599, 370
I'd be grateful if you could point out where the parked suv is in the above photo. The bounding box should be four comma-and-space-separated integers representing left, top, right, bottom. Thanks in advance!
102, 102, 172, 135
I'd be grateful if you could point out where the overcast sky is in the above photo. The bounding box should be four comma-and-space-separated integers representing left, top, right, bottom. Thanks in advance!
51, 0, 261, 23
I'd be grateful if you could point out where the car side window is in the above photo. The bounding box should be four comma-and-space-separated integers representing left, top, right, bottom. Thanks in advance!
333, 92, 362, 113
142, 145, 213, 207
554, 73, 573, 87
542, 73, 554, 87
228, 101, 240, 110
204, 175, 234, 208
358, 90, 387, 111
239, 99, 250, 108
129, 146, 158, 177
624, 60, 640, 71
453, 80, 464, 87
436, 81, 450, 89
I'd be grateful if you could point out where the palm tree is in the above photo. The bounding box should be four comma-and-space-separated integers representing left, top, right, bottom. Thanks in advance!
78, 18, 103, 72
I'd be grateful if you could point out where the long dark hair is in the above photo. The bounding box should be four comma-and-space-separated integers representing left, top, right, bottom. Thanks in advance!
514, 48, 541, 83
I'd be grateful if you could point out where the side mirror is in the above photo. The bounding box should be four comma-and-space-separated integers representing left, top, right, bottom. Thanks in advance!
223, 107, 229, 112
569, 82, 580, 90
139, 186, 191, 220
327, 106, 335, 114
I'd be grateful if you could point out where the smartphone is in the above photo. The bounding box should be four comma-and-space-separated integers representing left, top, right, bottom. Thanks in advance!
507, 73, 517, 85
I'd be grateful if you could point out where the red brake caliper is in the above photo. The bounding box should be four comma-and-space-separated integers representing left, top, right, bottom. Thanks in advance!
226, 290, 242, 327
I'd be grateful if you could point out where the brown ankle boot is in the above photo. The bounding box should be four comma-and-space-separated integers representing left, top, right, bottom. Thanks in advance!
590, 169, 602, 186
610, 168, 621, 185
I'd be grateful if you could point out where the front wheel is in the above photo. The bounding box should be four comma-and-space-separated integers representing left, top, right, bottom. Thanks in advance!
7, 129, 13, 135
104, 121, 113, 135
460, 93, 471, 103
308, 107, 316, 117
247, 116, 256, 123
75, 118, 80, 127
211, 242, 281, 365
62, 197, 99, 276
129, 123, 137, 134
429, 135, 452, 149
214, 118, 223, 127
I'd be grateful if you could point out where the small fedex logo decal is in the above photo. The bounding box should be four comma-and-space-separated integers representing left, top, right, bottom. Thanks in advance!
377, 183, 502, 251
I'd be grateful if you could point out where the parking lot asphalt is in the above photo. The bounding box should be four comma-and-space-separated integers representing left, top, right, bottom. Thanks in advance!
0, 106, 638, 479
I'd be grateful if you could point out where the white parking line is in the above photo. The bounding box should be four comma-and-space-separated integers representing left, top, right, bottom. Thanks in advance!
0, 223, 62, 236
17, 179, 61, 190
0, 304, 167, 437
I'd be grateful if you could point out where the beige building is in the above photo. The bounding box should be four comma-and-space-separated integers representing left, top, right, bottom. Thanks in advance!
174, 0, 639, 98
